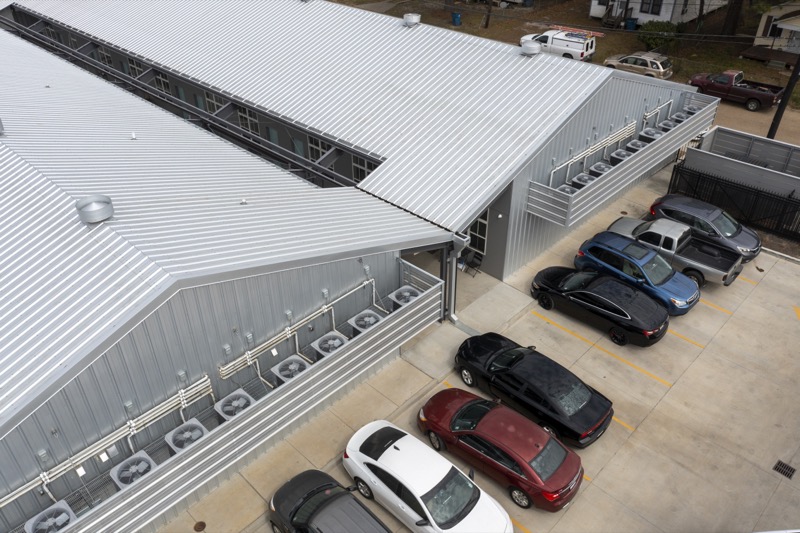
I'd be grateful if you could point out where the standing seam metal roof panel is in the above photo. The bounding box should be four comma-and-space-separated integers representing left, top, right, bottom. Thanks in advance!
0, 32, 451, 436
12, 0, 613, 232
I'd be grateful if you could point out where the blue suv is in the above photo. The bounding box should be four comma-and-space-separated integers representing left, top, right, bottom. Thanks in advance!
575, 231, 700, 315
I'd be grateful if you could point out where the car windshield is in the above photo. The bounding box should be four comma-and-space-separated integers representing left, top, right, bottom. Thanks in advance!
421, 467, 480, 529
712, 210, 741, 237
559, 271, 597, 291
642, 252, 674, 285
451, 400, 495, 431
489, 348, 526, 372
529, 438, 568, 482
291, 484, 346, 526
631, 220, 655, 237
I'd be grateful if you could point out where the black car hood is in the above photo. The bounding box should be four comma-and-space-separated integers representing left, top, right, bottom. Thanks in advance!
458, 332, 519, 367
273, 469, 340, 521
533, 266, 575, 289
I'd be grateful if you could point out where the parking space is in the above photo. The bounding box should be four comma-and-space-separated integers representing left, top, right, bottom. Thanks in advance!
162, 168, 800, 532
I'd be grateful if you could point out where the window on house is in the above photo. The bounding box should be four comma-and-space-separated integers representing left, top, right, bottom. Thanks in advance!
194, 94, 206, 111
237, 106, 260, 135
128, 58, 144, 78
468, 210, 489, 255
97, 46, 113, 67
762, 16, 774, 37
177, 86, 186, 102
154, 72, 171, 94
267, 127, 279, 145
768, 22, 782, 38
308, 136, 333, 161
204, 91, 226, 115
352, 156, 378, 183
640, 0, 662, 15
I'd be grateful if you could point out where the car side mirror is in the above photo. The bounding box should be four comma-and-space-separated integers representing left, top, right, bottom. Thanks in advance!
527, 345, 537, 351
468, 468, 475, 481
416, 519, 431, 527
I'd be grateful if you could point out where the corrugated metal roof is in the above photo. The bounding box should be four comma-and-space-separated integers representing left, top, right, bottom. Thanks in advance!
0, 32, 451, 436
12, 0, 614, 232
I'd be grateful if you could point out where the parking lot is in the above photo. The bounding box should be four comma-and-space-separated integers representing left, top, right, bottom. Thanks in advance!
160, 165, 800, 533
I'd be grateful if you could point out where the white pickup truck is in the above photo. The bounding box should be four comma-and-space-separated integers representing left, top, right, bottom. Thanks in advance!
519, 30, 596, 61
607, 217, 744, 287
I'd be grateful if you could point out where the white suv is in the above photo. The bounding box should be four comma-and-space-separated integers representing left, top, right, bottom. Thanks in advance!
343, 420, 513, 533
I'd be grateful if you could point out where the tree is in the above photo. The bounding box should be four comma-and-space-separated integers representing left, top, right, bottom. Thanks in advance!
721, 0, 745, 35
637, 21, 678, 50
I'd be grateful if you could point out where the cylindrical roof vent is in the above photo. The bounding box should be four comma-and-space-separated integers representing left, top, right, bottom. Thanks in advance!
520, 41, 542, 56
76, 195, 114, 224
404, 13, 421, 27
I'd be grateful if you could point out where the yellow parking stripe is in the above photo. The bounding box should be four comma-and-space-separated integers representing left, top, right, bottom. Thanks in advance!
667, 330, 705, 349
443, 380, 453, 388
700, 298, 733, 315
613, 416, 635, 431
795, 306, 800, 321
739, 275, 757, 285
530, 311, 672, 387
583, 473, 592, 482
511, 517, 532, 533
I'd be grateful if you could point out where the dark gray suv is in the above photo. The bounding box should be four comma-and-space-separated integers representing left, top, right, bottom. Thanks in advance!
649, 194, 761, 262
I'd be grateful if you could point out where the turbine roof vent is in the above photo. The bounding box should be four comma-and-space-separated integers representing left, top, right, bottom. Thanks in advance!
404, 13, 421, 27
76, 195, 114, 224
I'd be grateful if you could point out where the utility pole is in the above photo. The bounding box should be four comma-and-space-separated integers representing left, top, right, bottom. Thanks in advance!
767, 52, 800, 139
483, 1, 493, 29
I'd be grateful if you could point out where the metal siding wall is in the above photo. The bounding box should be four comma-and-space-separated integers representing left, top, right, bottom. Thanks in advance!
0, 253, 400, 529
684, 148, 800, 196
503, 77, 714, 277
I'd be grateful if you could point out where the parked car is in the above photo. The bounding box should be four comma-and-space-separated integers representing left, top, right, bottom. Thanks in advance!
649, 194, 762, 262
342, 420, 513, 533
269, 469, 391, 533
608, 217, 744, 287
603, 51, 673, 79
688, 70, 784, 111
531, 266, 669, 346
574, 231, 700, 315
454, 333, 613, 447
417, 388, 583, 512
520, 29, 596, 61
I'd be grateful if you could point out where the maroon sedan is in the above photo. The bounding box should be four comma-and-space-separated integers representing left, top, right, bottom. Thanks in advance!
417, 388, 583, 512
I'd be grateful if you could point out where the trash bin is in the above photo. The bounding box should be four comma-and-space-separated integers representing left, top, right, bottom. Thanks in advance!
624, 17, 638, 30
452, 12, 461, 26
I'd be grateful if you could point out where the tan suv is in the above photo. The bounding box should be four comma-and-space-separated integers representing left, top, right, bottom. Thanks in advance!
603, 51, 673, 79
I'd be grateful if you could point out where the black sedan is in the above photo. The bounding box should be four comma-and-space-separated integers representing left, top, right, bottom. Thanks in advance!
269, 470, 390, 533
531, 266, 669, 347
454, 333, 613, 448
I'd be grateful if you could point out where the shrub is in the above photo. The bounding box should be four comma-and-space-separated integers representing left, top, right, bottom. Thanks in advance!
637, 21, 678, 51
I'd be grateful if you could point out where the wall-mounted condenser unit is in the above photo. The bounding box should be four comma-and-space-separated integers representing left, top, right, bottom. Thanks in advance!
270, 354, 312, 384
348, 310, 382, 335
24, 501, 77, 533
557, 184, 578, 195
658, 120, 677, 132
388, 285, 420, 309
639, 128, 664, 143
110, 450, 158, 491
570, 173, 597, 190
588, 162, 613, 177
609, 149, 633, 166
683, 104, 702, 115
165, 418, 208, 454
214, 389, 256, 421
670, 112, 689, 123
626, 139, 648, 153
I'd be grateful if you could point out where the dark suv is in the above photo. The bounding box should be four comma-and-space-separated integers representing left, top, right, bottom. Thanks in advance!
650, 194, 761, 262
269, 470, 390, 533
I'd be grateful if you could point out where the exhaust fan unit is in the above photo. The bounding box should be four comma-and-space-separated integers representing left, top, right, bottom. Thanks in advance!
570, 173, 597, 190
638, 127, 663, 143
556, 184, 578, 195
389, 285, 420, 308
626, 139, 648, 153
214, 388, 256, 421
348, 310, 382, 334
610, 149, 633, 166
311, 331, 349, 357
164, 418, 208, 454
24, 501, 77, 533
588, 162, 613, 177
270, 354, 311, 383
110, 450, 157, 491
658, 120, 677, 132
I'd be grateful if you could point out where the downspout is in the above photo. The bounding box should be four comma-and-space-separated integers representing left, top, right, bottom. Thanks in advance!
447, 233, 470, 323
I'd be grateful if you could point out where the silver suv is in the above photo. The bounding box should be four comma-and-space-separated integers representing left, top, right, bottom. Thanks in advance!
649, 194, 762, 262
603, 51, 673, 79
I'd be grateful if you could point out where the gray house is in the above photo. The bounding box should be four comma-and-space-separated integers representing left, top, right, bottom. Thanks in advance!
0, 0, 719, 531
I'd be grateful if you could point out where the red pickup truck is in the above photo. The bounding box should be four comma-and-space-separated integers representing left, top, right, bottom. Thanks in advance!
689, 70, 785, 111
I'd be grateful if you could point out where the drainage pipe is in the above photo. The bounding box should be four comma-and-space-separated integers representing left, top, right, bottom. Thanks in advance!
447, 233, 470, 323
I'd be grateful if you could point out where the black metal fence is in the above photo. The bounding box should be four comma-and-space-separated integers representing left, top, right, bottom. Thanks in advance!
669, 163, 800, 243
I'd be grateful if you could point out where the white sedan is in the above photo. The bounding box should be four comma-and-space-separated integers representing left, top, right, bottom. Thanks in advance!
342, 420, 513, 533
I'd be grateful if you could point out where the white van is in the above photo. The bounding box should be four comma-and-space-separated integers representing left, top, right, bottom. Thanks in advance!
520, 30, 596, 61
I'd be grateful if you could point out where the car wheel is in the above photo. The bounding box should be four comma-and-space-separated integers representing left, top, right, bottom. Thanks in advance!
746, 99, 761, 112
460, 367, 475, 387
562, 53, 573, 59
355, 478, 374, 500
684, 269, 704, 288
541, 424, 559, 439
538, 293, 554, 310
510, 487, 532, 508
270, 522, 284, 533
610, 327, 628, 346
428, 431, 446, 451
